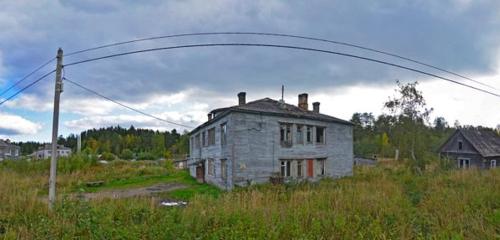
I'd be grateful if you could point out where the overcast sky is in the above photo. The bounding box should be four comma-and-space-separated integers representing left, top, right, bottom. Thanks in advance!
1, 0, 500, 142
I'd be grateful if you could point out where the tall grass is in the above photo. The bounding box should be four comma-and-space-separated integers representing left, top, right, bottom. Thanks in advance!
0, 160, 498, 239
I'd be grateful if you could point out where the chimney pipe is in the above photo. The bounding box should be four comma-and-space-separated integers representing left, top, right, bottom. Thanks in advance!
208, 113, 213, 121
298, 93, 308, 110
313, 102, 320, 113
238, 92, 246, 105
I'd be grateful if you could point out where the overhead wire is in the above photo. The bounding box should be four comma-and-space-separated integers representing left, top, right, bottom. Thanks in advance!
63, 42, 500, 99
63, 31, 498, 91
0, 57, 56, 97
0, 69, 56, 106
63, 77, 195, 129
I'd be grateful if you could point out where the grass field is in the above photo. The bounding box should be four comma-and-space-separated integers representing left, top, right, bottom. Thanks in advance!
0, 157, 499, 239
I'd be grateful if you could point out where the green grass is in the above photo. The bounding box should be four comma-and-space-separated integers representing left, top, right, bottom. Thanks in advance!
0, 159, 499, 239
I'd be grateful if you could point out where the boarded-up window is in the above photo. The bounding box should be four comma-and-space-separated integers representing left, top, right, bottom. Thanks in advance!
208, 128, 216, 146
208, 158, 215, 176
221, 159, 227, 180
316, 127, 325, 144
221, 123, 227, 145
280, 160, 291, 177
306, 126, 313, 144
280, 123, 293, 147
296, 125, 304, 144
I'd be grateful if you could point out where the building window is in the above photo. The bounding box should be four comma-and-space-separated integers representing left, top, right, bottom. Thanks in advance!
194, 134, 201, 149
221, 123, 227, 146
317, 158, 326, 176
296, 125, 304, 144
280, 160, 291, 177
491, 160, 497, 168
208, 128, 216, 146
458, 158, 470, 169
306, 126, 313, 144
297, 160, 303, 177
316, 127, 325, 144
207, 159, 215, 176
202, 131, 207, 147
280, 123, 293, 147
221, 159, 227, 180
458, 141, 463, 150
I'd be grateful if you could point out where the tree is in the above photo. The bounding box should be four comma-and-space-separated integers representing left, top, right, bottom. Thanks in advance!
434, 117, 448, 131
384, 80, 433, 172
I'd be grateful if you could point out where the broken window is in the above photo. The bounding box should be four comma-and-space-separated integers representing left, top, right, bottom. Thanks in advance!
296, 124, 304, 144
306, 126, 313, 144
202, 131, 207, 147
317, 158, 326, 176
280, 160, 291, 177
221, 123, 227, 146
208, 128, 216, 146
221, 159, 227, 180
316, 127, 325, 144
297, 160, 303, 177
280, 123, 293, 147
458, 158, 470, 169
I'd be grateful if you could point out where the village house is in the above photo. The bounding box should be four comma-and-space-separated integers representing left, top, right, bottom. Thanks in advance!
31, 144, 72, 160
439, 128, 499, 169
0, 139, 21, 161
188, 92, 354, 189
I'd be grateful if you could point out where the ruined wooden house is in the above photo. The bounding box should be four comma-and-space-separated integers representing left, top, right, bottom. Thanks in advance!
188, 92, 353, 189
438, 128, 499, 169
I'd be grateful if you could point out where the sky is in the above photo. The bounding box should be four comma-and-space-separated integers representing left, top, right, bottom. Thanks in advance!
1, 0, 500, 142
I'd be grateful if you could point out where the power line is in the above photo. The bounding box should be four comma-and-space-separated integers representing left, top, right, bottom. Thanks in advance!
0, 69, 56, 106
63, 42, 500, 99
0, 57, 56, 97
64, 31, 497, 91
63, 77, 195, 129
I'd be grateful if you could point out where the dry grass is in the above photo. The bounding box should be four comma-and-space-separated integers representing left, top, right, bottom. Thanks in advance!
0, 160, 499, 239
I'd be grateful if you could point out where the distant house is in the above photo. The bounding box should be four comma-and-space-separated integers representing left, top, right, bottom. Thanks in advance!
188, 92, 353, 189
438, 128, 499, 169
0, 139, 21, 161
31, 144, 72, 160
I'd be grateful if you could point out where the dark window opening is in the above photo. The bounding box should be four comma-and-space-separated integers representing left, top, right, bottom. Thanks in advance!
458, 141, 463, 150
280, 123, 293, 147
306, 126, 313, 144
280, 160, 291, 177
316, 127, 325, 144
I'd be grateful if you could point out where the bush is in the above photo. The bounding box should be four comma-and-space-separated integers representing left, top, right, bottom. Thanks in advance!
100, 152, 116, 161
137, 152, 156, 160
119, 149, 134, 160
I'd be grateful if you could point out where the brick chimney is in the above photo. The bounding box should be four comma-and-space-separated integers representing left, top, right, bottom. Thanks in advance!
208, 113, 213, 121
298, 93, 308, 110
313, 102, 320, 113
238, 92, 246, 105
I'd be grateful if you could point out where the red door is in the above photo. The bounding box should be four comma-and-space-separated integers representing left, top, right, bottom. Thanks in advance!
307, 159, 314, 177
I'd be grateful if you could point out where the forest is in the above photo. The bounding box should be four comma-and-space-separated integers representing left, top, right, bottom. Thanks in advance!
15, 126, 190, 160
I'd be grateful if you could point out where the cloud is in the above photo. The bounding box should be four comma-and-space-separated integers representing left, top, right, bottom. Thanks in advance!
0, 112, 42, 135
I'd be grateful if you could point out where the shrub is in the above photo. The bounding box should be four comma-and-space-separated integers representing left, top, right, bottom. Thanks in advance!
119, 149, 134, 160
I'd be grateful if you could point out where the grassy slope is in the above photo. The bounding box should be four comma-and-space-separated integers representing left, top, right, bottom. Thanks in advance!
0, 159, 499, 239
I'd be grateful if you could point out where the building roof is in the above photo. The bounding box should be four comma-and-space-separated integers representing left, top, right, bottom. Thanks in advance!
191, 97, 352, 134
0, 139, 20, 149
459, 128, 500, 157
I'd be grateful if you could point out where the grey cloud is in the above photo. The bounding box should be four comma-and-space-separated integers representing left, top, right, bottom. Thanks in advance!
1, 0, 500, 107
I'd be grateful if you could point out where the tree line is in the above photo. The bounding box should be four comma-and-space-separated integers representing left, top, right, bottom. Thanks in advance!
16, 125, 190, 160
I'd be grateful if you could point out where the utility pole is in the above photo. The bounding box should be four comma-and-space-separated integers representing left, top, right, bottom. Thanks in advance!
48, 48, 63, 210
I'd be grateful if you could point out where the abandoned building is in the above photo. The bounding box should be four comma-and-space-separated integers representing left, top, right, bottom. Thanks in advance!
438, 128, 500, 169
188, 92, 353, 189
0, 139, 20, 161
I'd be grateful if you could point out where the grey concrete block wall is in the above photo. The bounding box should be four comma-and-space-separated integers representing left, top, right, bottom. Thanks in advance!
189, 111, 353, 189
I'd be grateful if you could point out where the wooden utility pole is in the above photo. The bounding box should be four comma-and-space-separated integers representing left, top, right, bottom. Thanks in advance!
48, 48, 63, 210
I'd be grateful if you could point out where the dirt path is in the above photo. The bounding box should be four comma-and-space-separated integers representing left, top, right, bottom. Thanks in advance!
75, 183, 187, 200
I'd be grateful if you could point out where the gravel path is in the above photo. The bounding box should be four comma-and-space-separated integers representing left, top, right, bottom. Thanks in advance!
76, 183, 187, 200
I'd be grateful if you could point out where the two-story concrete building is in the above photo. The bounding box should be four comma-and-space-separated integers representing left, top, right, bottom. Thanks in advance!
0, 139, 21, 161
30, 144, 72, 160
188, 92, 353, 189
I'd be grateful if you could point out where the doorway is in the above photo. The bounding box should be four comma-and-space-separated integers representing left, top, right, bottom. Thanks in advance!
307, 159, 314, 177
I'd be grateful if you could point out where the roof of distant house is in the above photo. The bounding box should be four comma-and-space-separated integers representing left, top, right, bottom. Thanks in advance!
440, 128, 500, 157
0, 139, 20, 148
191, 97, 352, 134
